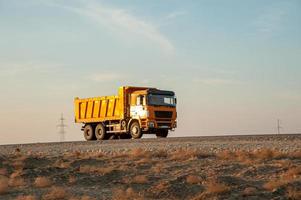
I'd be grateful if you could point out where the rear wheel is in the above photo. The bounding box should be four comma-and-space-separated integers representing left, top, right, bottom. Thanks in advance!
84, 124, 95, 141
95, 123, 106, 140
156, 129, 168, 138
130, 121, 142, 139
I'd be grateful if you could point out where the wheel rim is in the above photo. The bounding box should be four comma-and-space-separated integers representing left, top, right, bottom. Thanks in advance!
86, 129, 91, 137
132, 126, 138, 135
97, 129, 103, 137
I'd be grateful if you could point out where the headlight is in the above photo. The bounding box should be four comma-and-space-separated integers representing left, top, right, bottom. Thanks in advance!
173, 121, 177, 128
148, 121, 155, 128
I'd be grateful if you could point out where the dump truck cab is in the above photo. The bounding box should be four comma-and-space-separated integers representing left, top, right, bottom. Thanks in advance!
74, 86, 177, 140
130, 88, 177, 133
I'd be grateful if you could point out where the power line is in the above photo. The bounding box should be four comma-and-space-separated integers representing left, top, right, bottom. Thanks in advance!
57, 113, 67, 142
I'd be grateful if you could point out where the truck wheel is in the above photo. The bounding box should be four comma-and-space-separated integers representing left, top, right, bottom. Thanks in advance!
84, 124, 95, 141
130, 121, 142, 139
95, 123, 106, 140
156, 129, 168, 138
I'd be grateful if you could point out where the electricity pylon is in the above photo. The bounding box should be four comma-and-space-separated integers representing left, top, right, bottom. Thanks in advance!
57, 113, 67, 142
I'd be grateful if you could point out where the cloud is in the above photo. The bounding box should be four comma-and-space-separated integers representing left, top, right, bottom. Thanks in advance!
49, 1, 174, 53
89, 72, 123, 82
166, 11, 186, 19
192, 78, 240, 86
0, 62, 63, 76
253, 2, 292, 35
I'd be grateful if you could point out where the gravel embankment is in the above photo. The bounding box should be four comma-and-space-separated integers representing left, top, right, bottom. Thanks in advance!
0, 134, 300, 156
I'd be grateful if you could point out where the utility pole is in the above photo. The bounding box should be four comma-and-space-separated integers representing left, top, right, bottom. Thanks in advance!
57, 113, 67, 142
277, 119, 282, 134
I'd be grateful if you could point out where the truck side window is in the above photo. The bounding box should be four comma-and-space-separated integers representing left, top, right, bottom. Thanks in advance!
136, 95, 144, 106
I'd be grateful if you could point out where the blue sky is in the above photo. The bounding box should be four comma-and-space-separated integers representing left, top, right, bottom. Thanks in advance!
0, 0, 300, 144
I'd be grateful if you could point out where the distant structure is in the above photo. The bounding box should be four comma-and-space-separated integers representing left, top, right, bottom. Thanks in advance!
277, 119, 282, 134
57, 113, 67, 142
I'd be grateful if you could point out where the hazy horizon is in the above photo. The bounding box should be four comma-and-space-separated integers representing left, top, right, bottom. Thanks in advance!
0, 0, 300, 145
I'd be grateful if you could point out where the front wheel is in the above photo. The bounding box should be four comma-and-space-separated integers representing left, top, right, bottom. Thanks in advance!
156, 129, 168, 138
84, 124, 95, 141
130, 121, 142, 139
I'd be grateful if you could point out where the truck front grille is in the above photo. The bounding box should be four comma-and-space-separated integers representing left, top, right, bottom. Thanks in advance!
157, 122, 171, 127
155, 111, 173, 118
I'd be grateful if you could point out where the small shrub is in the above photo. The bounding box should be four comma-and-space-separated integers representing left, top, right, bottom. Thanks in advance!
68, 176, 76, 184
0, 177, 9, 195
150, 181, 169, 193
170, 148, 207, 161
205, 180, 230, 194
289, 151, 301, 159
112, 187, 143, 200
9, 177, 25, 187
286, 186, 301, 199
283, 166, 301, 180
263, 179, 286, 191
152, 149, 168, 158
129, 148, 151, 159
216, 150, 235, 160
79, 165, 114, 175
132, 175, 148, 184
242, 187, 257, 196
0, 168, 7, 176
42, 186, 68, 200
186, 175, 201, 184
15, 195, 37, 200
10, 170, 23, 179
34, 177, 52, 188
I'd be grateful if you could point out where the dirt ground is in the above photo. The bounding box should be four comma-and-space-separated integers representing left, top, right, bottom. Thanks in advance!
0, 135, 301, 200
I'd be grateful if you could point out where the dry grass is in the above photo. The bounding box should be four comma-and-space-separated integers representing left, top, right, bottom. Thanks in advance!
242, 187, 257, 196
169, 148, 207, 161
79, 165, 115, 175
151, 149, 168, 158
129, 148, 151, 159
0, 168, 7, 176
283, 166, 301, 180
263, 179, 286, 191
205, 179, 230, 194
186, 175, 201, 184
0, 177, 9, 195
132, 175, 148, 184
217, 149, 285, 163
253, 149, 284, 160
10, 169, 23, 179
11, 161, 25, 170
151, 163, 163, 173
34, 177, 52, 188
286, 186, 301, 200
217, 150, 235, 160
135, 157, 151, 165
8, 177, 26, 187
288, 151, 301, 159
53, 159, 72, 169
42, 186, 68, 200
15, 195, 37, 200
112, 187, 143, 200
68, 176, 76, 184
69, 196, 96, 200
150, 180, 169, 194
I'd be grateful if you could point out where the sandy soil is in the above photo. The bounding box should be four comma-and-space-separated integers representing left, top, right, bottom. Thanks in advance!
0, 134, 300, 200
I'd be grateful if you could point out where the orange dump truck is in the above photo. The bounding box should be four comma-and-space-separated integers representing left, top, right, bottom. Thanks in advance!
74, 86, 177, 140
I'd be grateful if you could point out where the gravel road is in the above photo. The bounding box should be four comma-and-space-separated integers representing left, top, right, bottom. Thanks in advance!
1, 134, 300, 156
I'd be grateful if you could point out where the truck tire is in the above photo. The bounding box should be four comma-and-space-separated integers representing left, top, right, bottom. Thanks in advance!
95, 123, 106, 140
156, 129, 168, 138
84, 124, 95, 141
130, 121, 142, 139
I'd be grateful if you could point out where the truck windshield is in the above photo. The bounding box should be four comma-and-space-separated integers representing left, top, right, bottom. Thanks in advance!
148, 95, 176, 107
